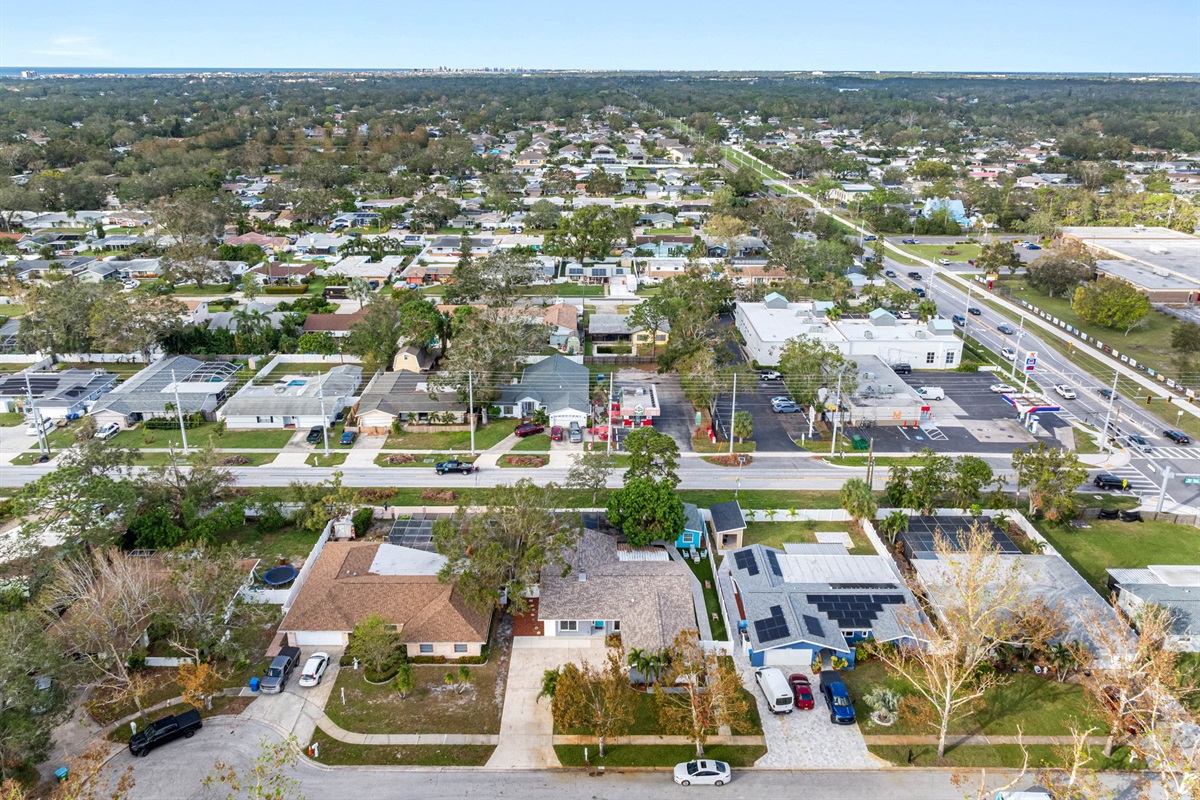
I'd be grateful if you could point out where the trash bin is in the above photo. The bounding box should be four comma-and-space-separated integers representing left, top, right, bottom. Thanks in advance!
850, 434, 869, 451
54, 767, 68, 782
249, 677, 260, 692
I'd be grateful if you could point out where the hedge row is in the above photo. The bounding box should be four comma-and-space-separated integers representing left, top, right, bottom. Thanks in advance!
263, 285, 307, 295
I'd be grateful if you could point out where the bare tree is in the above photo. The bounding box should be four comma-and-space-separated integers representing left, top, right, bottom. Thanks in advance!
656, 628, 749, 759
549, 647, 634, 757
205, 734, 304, 800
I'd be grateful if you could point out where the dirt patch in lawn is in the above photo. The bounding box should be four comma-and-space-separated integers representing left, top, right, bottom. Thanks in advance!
499, 455, 546, 468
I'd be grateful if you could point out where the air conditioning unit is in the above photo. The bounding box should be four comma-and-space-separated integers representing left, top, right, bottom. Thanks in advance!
915, 330, 926, 339
864, 330, 874, 339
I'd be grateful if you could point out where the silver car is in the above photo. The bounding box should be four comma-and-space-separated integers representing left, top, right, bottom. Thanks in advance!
673, 760, 731, 786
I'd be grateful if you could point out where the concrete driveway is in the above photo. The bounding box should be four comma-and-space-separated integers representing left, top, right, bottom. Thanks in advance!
486, 636, 606, 769
242, 647, 341, 744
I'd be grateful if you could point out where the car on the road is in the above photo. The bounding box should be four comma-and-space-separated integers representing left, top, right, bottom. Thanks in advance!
759, 370, 781, 381
513, 422, 545, 437
968, 306, 982, 315
1163, 429, 1191, 444
673, 759, 731, 786
863, 234, 877, 241
298, 653, 330, 687
884, 269, 896, 277
339, 430, 357, 446
912, 287, 926, 297
1001, 347, 1017, 361
1054, 385, 1077, 399
1025, 243, 1042, 250
997, 323, 1017, 335
550, 425, 564, 441
435, 459, 476, 475
938, 258, 951, 266
128, 709, 202, 757
1094, 474, 1130, 490
788, 674, 816, 710
1127, 434, 1153, 453
906, 271, 922, 279
772, 402, 801, 414
901, 238, 919, 244
305, 426, 325, 444
990, 383, 1017, 394
96, 422, 121, 441
820, 673, 857, 725
952, 314, 966, 326
260, 646, 301, 694
1097, 387, 1118, 400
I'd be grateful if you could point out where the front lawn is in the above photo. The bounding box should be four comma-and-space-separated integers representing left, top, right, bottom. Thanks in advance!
130, 451, 275, 467
511, 433, 551, 452
554, 743, 766, 767
1034, 517, 1200, 595
309, 729, 494, 766
869, 743, 1133, 770
375, 452, 475, 468
385, 422, 511, 451
109, 423, 295, 450
0, 412, 25, 427
307, 452, 349, 467
742, 520, 874, 556
841, 660, 1103, 737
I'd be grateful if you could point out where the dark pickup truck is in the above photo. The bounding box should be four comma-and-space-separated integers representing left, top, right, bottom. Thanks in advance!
435, 459, 477, 475
128, 709, 202, 757
261, 646, 301, 694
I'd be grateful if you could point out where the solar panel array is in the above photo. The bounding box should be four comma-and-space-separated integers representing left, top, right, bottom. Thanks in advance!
387, 512, 450, 551
900, 515, 1020, 554
805, 593, 907, 629
802, 614, 824, 638
764, 549, 782, 578
753, 604, 791, 644
733, 549, 759, 576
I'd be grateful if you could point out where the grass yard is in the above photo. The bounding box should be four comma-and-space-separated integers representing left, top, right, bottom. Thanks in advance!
109, 423, 295, 450
0, 412, 25, 427
309, 729, 495, 766
518, 284, 607, 298
0, 304, 27, 317
27, 422, 82, 452
683, 554, 728, 641
869, 743, 1133, 770
842, 660, 1103, 737
1034, 517, 1200, 595
511, 433, 551, 452
690, 436, 756, 454
211, 525, 320, 562
898, 243, 982, 263
554, 744, 766, 768
307, 452, 349, 467
741, 520, 874, 556
826, 455, 916, 467
130, 451, 275, 467
385, 422, 511, 451
675, 489, 848, 510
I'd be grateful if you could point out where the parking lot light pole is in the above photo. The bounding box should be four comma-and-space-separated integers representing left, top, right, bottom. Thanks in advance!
829, 373, 843, 456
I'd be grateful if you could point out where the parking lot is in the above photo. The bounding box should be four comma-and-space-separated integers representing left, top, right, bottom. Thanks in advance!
713, 376, 807, 452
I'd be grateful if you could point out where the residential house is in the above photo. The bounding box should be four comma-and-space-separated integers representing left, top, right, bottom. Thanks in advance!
539, 530, 696, 651
920, 197, 970, 227
676, 503, 706, 551
353, 370, 468, 434
279, 541, 490, 658
302, 310, 367, 338
497, 354, 589, 429
90, 357, 240, 427
392, 345, 435, 373
223, 232, 290, 251
722, 542, 918, 668
293, 233, 347, 256
829, 183, 876, 204
326, 255, 400, 283
219, 365, 362, 429
248, 263, 318, 286
0, 369, 117, 418
1108, 565, 1200, 652
709, 501, 746, 550
542, 303, 581, 353
587, 313, 669, 357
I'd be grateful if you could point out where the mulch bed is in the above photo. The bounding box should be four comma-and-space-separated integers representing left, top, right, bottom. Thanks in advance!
705, 454, 752, 467
501, 455, 546, 467
511, 600, 543, 637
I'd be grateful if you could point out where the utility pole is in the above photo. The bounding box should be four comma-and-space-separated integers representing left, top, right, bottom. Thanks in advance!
24, 370, 48, 458
829, 372, 843, 456
728, 372, 737, 456
171, 369, 190, 456
1099, 370, 1120, 453
1008, 315, 1026, 379
963, 285, 973, 341
1155, 466, 1175, 513
317, 375, 329, 456
865, 436, 875, 486
468, 370, 476, 457
607, 370, 614, 455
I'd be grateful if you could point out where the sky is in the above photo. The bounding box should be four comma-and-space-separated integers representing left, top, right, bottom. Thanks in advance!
2, 0, 1198, 74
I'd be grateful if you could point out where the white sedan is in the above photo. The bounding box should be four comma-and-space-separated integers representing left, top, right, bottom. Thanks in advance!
297, 652, 330, 687
674, 760, 731, 786
990, 384, 1017, 394
1001, 347, 1017, 361
1054, 384, 1077, 399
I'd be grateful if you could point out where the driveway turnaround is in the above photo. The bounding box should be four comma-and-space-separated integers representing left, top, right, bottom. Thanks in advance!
486, 636, 606, 769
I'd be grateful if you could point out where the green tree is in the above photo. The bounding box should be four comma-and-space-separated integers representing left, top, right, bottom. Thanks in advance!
564, 450, 616, 506
628, 297, 670, 357
878, 510, 909, 546
297, 331, 337, 355
884, 449, 952, 514
410, 194, 459, 231
16, 281, 106, 358
1170, 321, 1200, 376
606, 477, 685, 547
656, 629, 749, 759
433, 479, 578, 614
732, 410, 754, 444
1025, 241, 1096, 299
838, 478, 877, 521
347, 276, 373, 310
347, 614, 403, 677
391, 663, 415, 698
545, 205, 617, 271
706, 214, 749, 261
975, 239, 1021, 275
549, 649, 634, 757
88, 288, 185, 363
0, 611, 65, 779
777, 334, 858, 410
396, 299, 444, 350
1072, 277, 1151, 336
345, 296, 403, 373
1011, 442, 1089, 521
621, 427, 680, 487
433, 309, 545, 425
525, 199, 561, 231
946, 455, 994, 512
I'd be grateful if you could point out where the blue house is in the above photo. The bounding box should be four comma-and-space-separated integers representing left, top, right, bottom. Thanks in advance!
920, 197, 970, 227
722, 542, 918, 668
676, 502, 705, 550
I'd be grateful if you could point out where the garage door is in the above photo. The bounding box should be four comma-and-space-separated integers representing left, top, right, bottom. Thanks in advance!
293, 631, 346, 647
763, 647, 813, 668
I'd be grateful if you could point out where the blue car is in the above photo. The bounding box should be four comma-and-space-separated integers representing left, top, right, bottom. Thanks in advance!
1025, 243, 1041, 250
821, 676, 857, 725
339, 431, 357, 446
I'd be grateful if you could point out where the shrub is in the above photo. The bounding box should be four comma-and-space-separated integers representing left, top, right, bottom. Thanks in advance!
955, 360, 982, 373
352, 507, 374, 536
357, 488, 393, 503
263, 285, 307, 295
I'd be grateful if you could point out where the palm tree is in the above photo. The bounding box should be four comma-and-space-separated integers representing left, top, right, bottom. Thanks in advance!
348, 276, 373, 310
1047, 642, 1081, 682
879, 510, 909, 546
826, 305, 843, 322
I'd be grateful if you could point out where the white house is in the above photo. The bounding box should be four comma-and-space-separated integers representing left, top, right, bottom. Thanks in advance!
220, 366, 362, 428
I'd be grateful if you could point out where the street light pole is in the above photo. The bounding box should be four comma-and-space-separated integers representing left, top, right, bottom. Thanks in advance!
24, 370, 48, 457
317, 376, 329, 456
829, 372, 843, 456
728, 372, 737, 456
1008, 315, 1026, 379
1156, 466, 1175, 513
1099, 370, 1120, 453
171, 369, 190, 456
468, 370, 476, 457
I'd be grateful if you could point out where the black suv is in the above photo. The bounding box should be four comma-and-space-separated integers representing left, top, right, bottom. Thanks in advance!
306, 426, 324, 444
1163, 429, 1191, 445
128, 709, 202, 757
1093, 474, 1129, 491
891, 363, 912, 375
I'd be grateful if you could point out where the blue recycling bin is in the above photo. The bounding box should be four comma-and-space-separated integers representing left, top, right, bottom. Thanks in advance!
249, 677, 260, 692
55, 767, 68, 782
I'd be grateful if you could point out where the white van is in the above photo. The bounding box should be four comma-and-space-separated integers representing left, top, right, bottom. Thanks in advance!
754, 668, 795, 714
26, 417, 54, 437
916, 387, 945, 401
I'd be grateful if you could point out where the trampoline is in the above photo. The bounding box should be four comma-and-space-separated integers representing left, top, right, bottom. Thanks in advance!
261, 565, 298, 585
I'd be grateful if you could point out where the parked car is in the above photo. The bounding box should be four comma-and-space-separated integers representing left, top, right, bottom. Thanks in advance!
967, 306, 982, 316
298, 653, 330, 687
1094, 474, 1130, 490
260, 646, 301, 694
906, 271, 922, 280
513, 422, 545, 437
820, 673, 857, 725
122, 279, 140, 290
673, 760, 731, 786
1163, 429, 1191, 444
339, 431, 357, 446
916, 387, 945, 401
1025, 243, 1042, 250
772, 403, 801, 414
759, 370, 781, 381
997, 323, 1016, 335
901, 238, 919, 244
938, 258, 951, 266
96, 422, 121, 441
884, 269, 896, 277
990, 383, 1017, 394
550, 425, 564, 441
568, 421, 583, 443
1001, 347, 1017, 361
305, 426, 324, 444
891, 363, 912, 375
897, 310, 912, 320
128, 709, 202, 757
1128, 434, 1152, 453
1054, 384, 1077, 399
26, 418, 53, 437
754, 668, 795, 714
435, 459, 476, 475
951, 314, 966, 327
788, 674, 815, 710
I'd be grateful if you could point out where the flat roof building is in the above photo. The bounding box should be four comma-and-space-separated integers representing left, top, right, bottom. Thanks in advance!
1060, 226, 1200, 303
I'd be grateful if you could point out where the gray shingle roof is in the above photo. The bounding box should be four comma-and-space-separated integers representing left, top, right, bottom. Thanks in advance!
356, 371, 467, 416
498, 355, 588, 415
709, 501, 745, 534
90, 356, 235, 417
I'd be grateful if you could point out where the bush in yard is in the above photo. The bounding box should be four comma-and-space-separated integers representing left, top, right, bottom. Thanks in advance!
352, 507, 374, 536
346, 613, 405, 681
864, 687, 901, 726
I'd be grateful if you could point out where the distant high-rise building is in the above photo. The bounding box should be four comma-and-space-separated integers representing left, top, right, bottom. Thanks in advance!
20, 70, 38, 79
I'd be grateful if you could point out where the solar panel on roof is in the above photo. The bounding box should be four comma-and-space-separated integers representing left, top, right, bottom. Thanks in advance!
803, 614, 823, 637
734, 550, 759, 576
753, 605, 791, 643
764, 550, 782, 577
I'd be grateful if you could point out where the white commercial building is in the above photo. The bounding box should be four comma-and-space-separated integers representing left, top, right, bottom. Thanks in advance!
735, 294, 963, 369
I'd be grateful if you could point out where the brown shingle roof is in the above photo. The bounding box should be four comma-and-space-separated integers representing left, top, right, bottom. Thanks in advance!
302, 310, 367, 333
280, 542, 490, 644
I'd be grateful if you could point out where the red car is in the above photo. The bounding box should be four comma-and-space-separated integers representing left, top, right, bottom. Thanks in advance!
513, 422, 545, 437
788, 674, 815, 710
550, 426, 564, 441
